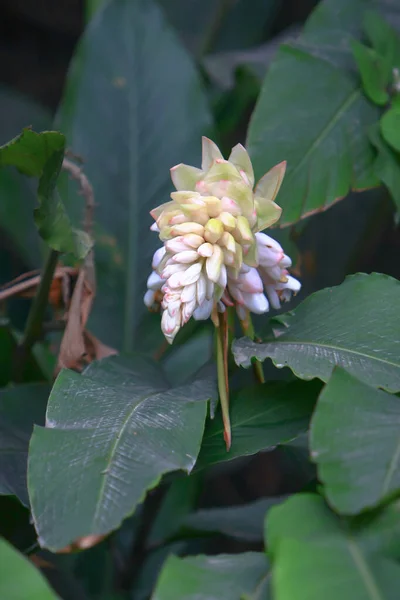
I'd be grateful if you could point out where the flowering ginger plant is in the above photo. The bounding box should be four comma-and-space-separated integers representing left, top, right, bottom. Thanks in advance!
144, 138, 300, 448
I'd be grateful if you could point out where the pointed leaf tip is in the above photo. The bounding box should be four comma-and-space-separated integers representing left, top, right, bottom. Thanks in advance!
229, 143, 255, 187
170, 163, 203, 191
255, 161, 287, 206
201, 137, 223, 171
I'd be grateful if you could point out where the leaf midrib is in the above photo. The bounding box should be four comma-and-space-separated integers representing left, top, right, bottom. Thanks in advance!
347, 538, 385, 600
284, 85, 361, 191
254, 339, 399, 371
92, 387, 166, 527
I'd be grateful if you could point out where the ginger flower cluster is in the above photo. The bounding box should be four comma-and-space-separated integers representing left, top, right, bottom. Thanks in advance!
144, 138, 300, 343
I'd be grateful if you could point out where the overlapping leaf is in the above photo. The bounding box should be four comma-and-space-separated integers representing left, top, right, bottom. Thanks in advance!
28, 355, 210, 551
233, 274, 400, 392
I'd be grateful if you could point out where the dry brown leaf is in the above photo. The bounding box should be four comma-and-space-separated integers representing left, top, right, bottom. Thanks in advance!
84, 330, 118, 362
30, 554, 55, 570
57, 533, 107, 553
56, 251, 96, 373
0, 266, 76, 305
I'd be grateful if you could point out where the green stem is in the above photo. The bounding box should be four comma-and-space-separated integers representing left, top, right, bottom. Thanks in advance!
215, 314, 231, 451
240, 311, 265, 384
15, 248, 59, 381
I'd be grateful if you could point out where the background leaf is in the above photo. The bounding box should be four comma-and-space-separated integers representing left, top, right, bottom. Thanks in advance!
152, 553, 269, 600
0, 537, 59, 599
148, 475, 201, 546
310, 368, 400, 514
184, 497, 286, 542
246, 0, 381, 227
196, 380, 320, 469
233, 274, 400, 392
56, 0, 213, 350
0, 383, 49, 506
28, 355, 210, 551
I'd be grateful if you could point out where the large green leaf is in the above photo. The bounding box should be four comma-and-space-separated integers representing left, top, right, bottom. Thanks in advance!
57, 0, 213, 350
233, 274, 400, 392
28, 355, 210, 551
196, 380, 320, 469
310, 368, 400, 514
0, 538, 59, 599
0, 383, 49, 506
267, 494, 400, 600
246, 0, 381, 227
152, 553, 269, 600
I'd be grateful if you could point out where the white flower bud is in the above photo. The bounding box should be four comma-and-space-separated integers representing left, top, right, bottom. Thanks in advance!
147, 271, 165, 291
193, 298, 213, 321
161, 310, 181, 343
166, 236, 191, 254
152, 246, 166, 269
144, 290, 156, 308
198, 242, 214, 257
172, 250, 199, 264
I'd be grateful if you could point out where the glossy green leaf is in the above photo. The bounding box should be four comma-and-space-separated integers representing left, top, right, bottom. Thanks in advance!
233, 274, 400, 392
28, 355, 210, 551
184, 497, 285, 542
351, 41, 389, 105
369, 123, 400, 213
0, 383, 49, 506
311, 369, 400, 514
246, 0, 380, 227
267, 495, 400, 600
0, 129, 91, 258
381, 107, 400, 153
56, 0, 213, 350
152, 553, 269, 600
0, 537, 58, 599
196, 380, 320, 469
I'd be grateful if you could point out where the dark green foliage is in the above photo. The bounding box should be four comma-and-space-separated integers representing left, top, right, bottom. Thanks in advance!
1, 0, 400, 598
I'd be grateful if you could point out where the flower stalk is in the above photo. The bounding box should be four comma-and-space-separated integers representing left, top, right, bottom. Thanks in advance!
215, 310, 231, 450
